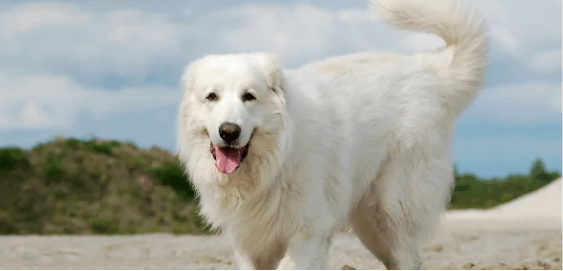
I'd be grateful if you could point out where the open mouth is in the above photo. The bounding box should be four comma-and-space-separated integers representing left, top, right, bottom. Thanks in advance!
210, 143, 250, 175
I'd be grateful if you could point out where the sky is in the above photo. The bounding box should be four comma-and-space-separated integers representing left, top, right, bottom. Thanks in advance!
0, 0, 561, 178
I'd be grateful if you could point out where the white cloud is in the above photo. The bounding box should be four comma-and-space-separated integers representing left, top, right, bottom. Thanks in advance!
0, 2, 186, 78
464, 81, 562, 123
0, 72, 181, 129
216, 4, 341, 62
105, 9, 181, 49
0, 2, 90, 32
0, 0, 560, 78
197, 0, 562, 73
210, 3, 420, 67
0, 0, 560, 130
336, 8, 375, 24
183, 7, 193, 18
529, 49, 562, 73
472, 0, 561, 73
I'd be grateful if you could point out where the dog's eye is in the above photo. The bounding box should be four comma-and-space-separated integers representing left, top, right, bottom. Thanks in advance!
206, 92, 218, 101
241, 92, 256, 102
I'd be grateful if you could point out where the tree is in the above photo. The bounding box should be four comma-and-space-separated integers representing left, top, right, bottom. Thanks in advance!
526, 158, 552, 192
529, 158, 547, 179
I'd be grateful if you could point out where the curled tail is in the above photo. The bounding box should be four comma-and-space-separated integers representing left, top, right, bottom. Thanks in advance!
372, 0, 488, 117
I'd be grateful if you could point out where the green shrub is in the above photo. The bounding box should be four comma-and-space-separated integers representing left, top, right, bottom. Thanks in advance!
44, 152, 65, 184
66, 138, 81, 149
32, 142, 48, 151
86, 140, 113, 155
123, 152, 142, 170
89, 217, 120, 234
146, 225, 161, 233
0, 147, 27, 174
125, 225, 138, 235
94, 144, 112, 155
171, 222, 190, 235
109, 140, 121, 148
153, 162, 195, 201
68, 174, 88, 190
0, 214, 18, 234
125, 140, 138, 149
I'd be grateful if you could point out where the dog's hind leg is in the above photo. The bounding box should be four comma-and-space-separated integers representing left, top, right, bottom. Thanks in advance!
352, 156, 452, 270
352, 193, 424, 270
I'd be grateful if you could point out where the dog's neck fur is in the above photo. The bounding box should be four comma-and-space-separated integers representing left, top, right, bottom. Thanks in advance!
195, 118, 304, 257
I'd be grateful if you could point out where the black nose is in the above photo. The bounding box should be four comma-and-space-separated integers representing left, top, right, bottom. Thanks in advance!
219, 122, 241, 145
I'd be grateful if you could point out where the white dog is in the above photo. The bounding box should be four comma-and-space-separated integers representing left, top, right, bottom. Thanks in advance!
177, 0, 487, 269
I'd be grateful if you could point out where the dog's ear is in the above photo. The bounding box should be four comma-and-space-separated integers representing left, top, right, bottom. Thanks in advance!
256, 53, 286, 95
181, 61, 198, 94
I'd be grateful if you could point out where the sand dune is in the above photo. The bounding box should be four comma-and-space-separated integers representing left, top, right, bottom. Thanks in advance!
493, 178, 562, 220
443, 178, 562, 231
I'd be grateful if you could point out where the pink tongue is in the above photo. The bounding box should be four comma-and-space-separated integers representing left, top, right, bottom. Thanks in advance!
213, 146, 244, 175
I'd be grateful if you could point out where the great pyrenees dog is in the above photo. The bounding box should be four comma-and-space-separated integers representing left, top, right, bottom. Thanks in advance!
177, 0, 487, 269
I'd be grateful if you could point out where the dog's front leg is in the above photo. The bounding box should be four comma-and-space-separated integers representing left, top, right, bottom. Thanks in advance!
232, 245, 258, 270
277, 229, 333, 270
229, 232, 287, 270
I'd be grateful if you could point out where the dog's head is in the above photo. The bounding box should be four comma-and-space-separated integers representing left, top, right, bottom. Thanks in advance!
178, 53, 288, 183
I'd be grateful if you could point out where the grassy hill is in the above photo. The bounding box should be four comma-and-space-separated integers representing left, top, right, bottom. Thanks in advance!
0, 136, 208, 235
0, 136, 560, 235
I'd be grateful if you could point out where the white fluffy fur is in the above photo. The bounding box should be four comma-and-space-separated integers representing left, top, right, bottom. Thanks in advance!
177, 0, 487, 269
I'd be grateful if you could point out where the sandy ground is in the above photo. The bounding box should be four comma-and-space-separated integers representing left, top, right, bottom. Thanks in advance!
0, 227, 560, 270
1, 179, 561, 270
